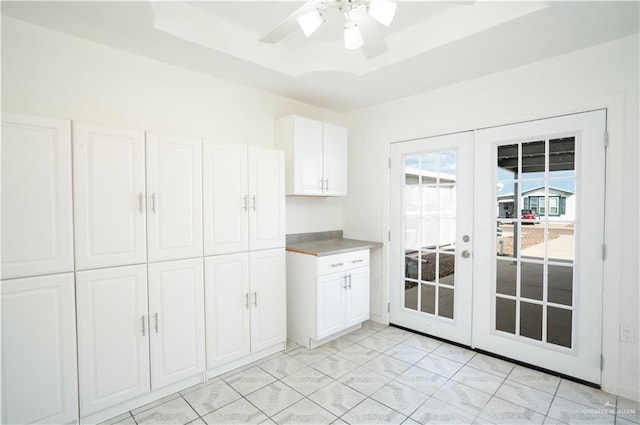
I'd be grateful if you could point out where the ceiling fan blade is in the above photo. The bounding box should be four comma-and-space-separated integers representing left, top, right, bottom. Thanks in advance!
351, 8, 388, 58
259, 0, 322, 43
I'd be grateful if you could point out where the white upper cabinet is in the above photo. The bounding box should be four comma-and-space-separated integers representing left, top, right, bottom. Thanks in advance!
2, 273, 78, 425
203, 142, 284, 255
148, 258, 205, 390
248, 147, 286, 251
73, 123, 147, 270
76, 265, 150, 416
146, 133, 203, 262
321, 123, 348, 196
275, 115, 347, 196
203, 142, 249, 255
1, 113, 74, 279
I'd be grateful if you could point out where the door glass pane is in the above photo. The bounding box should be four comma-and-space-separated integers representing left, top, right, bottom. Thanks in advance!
497, 221, 514, 258
548, 223, 574, 263
521, 262, 544, 301
421, 251, 436, 283
439, 287, 454, 319
496, 260, 517, 296
548, 265, 573, 306
421, 217, 438, 249
547, 307, 572, 348
420, 284, 435, 314
496, 297, 516, 334
520, 224, 544, 261
439, 219, 455, 250
404, 281, 418, 310
405, 253, 419, 280
497, 144, 518, 180
549, 137, 575, 177
439, 253, 455, 286
521, 141, 545, 180
520, 302, 543, 341
405, 154, 421, 184
420, 153, 438, 182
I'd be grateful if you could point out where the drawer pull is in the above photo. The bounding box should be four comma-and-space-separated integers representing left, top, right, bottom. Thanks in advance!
331, 263, 344, 267
352, 259, 363, 264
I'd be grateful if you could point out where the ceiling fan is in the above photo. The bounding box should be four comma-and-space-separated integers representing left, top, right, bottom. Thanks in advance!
259, 0, 398, 58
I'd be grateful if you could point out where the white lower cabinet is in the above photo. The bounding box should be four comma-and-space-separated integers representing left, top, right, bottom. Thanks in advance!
1, 274, 78, 425
287, 249, 370, 348
205, 248, 286, 373
77, 260, 205, 417
77, 265, 150, 416
148, 258, 205, 389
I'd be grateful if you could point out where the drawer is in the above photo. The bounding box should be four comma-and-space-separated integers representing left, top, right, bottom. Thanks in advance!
317, 250, 369, 276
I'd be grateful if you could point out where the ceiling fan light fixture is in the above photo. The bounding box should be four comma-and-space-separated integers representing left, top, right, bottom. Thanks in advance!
297, 8, 324, 37
344, 20, 363, 50
368, 0, 397, 26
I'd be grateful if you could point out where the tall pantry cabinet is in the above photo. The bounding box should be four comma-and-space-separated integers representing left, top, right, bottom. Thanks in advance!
1, 113, 287, 424
1, 114, 78, 425
203, 141, 286, 376
73, 124, 206, 418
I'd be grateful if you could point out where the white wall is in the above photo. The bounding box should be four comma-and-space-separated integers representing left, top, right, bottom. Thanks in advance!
0, 16, 345, 236
345, 35, 639, 401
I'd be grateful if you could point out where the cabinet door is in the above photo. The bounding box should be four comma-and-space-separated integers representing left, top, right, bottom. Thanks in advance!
292, 116, 323, 195
1, 114, 74, 279
249, 249, 286, 353
2, 274, 78, 424
204, 253, 251, 369
76, 265, 150, 415
317, 273, 346, 339
322, 123, 348, 196
148, 258, 205, 389
345, 267, 370, 328
248, 148, 285, 251
146, 133, 203, 261
203, 141, 249, 255
73, 123, 146, 269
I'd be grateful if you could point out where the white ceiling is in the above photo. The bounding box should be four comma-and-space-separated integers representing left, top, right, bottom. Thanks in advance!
2, 1, 639, 112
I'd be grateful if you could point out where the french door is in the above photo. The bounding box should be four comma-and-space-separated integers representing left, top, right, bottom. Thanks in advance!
390, 110, 606, 384
390, 131, 474, 345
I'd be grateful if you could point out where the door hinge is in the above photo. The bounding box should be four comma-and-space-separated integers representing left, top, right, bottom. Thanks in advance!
602, 244, 607, 260
387, 302, 390, 313
604, 131, 609, 148
388, 230, 391, 242
388, 158, 391, 169
601, 354, 604, 371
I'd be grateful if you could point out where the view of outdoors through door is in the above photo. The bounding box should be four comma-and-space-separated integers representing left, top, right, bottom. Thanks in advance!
495, 137, 577, 348
404, 151, 457, 319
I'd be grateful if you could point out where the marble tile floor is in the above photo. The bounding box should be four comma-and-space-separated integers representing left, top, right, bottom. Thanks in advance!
101, 322, 638, 425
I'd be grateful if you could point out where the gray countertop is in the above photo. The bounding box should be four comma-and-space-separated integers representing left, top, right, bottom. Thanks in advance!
286, 230, 382, 256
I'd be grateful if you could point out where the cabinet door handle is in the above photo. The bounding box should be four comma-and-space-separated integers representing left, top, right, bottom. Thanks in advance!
331, 263, 343, 268
243, 195, 248, 211
253, 291, 258, 307
348, 273, 352, 289
343, 274, 347, 290
138, 192, 144, 213
319, 179, 324, 190
252, 195, 256, 211
325, 179, 329, 191
151, 193, 157, 213
154, 312, 159, 333
245, 292, 249, 309
352, 259, 363, 264
141, 315, 146, 336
